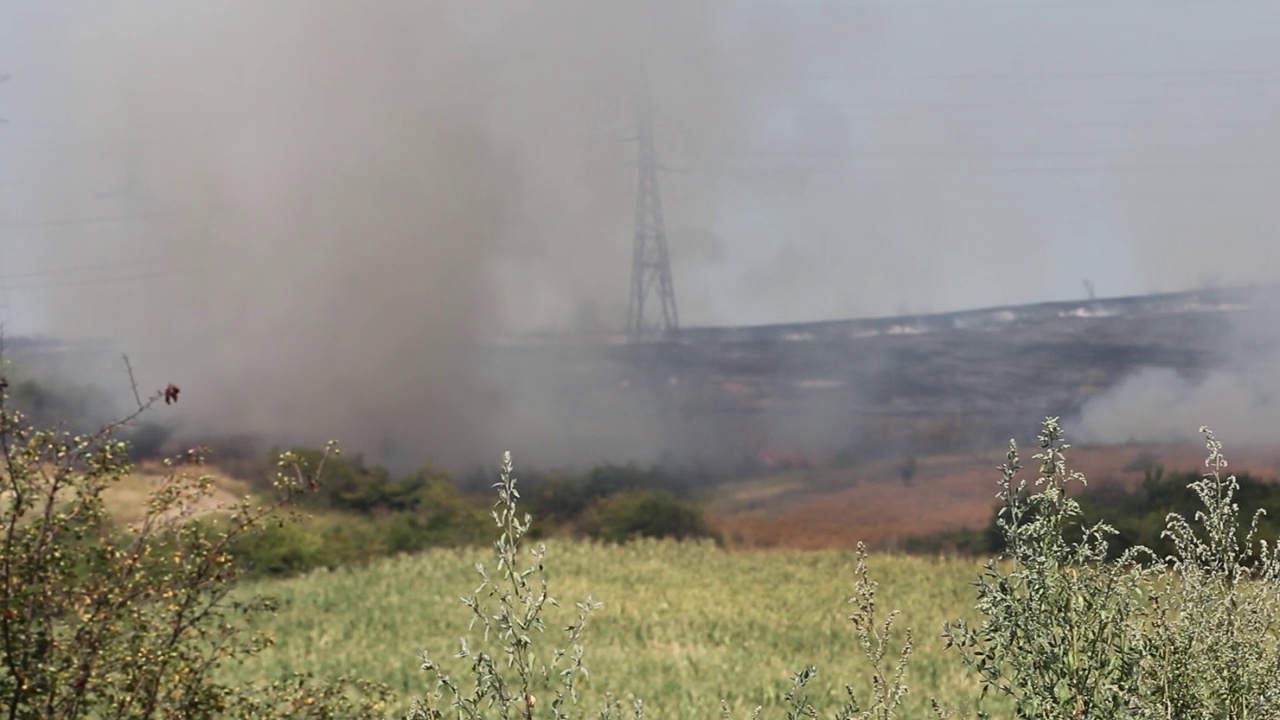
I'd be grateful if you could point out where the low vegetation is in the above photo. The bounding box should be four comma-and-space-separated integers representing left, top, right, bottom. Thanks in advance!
5, 361, 1280, 718
0, 379, 392, 718
223, 452, 720, 579
231, 507, 986, 718
234, 419, 1280, 719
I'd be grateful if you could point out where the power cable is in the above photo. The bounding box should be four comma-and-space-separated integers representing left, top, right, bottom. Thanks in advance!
0, 259, 180, 282
0, 269, 186, 292
741, 93, 1280, 112
732, 0, 1280, 9
675, 161, 1280, 175
0, 211, 175, 231
735, 67, 1280, 83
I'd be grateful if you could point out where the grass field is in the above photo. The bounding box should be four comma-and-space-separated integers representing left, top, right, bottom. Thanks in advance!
206, 439, 1280, 717
229, 540, 1008, 718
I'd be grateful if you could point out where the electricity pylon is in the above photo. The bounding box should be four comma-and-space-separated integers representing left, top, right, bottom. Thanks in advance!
626, 104, 679, 341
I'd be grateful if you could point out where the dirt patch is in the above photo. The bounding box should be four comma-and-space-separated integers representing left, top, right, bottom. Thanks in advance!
103, 461, 252, 527
713, 441, 1280, 550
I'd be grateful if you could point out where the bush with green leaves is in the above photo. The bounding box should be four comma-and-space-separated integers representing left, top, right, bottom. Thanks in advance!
941, 418, 1160, 718
974, 455, 1280, 563
577, 490, 720, 544
518, 462, 710, 539
224, 450, 492, 578
0, 380, 392, 719
941, 418, 1280, 718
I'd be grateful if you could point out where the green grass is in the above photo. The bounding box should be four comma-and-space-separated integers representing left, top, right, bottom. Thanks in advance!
221, 422, 1280, 719
230, 541, 1006, 718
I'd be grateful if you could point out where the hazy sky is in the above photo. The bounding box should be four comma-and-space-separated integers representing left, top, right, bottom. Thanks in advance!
4, 1, 1280, 334
4, 1, 1280, 464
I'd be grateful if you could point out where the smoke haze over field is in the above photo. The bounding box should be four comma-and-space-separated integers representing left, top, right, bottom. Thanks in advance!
6, 1, 1280, 465
1072, 300, 1280, 447
18, 0, 824, 467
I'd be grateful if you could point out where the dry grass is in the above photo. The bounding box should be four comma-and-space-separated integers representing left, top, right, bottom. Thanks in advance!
1, 459, 252, 532
711, 441, 1280, 549
102, 461, 252, 526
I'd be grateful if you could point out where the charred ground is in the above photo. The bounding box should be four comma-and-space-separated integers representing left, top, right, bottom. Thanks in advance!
485, 284, 1278, 471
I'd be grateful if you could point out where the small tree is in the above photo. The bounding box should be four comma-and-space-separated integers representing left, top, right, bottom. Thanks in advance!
0, 373, 392, 719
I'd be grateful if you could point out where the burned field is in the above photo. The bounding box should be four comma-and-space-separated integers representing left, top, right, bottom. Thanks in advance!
487, 285, 1274, 472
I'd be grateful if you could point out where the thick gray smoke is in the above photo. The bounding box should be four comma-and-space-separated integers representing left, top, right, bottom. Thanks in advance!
17, 1, 1280, 466
1072, 366, 1279, 446
1072, 299, 1280, 446
26, 0, 831, 469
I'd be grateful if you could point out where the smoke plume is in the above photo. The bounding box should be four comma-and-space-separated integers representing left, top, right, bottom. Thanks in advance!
18, 1, 1280, 466
1072, 300, 1280, 446
26, 0, 831, 469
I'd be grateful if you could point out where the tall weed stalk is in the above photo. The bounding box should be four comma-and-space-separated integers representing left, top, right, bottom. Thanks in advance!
942, 418, 1157, 719
409, 452, 602, 720
1136, 426, 1280, 719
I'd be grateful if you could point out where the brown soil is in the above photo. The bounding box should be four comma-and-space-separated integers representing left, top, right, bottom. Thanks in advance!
104, 461, 250, 527
712, 442, 1280, 550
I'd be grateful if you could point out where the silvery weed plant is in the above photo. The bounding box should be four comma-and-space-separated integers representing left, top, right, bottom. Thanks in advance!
755, 542, 918, 720
409, 452, 602, 720
1133, 426, 1280, 719
942, 418, 1280, 719
941, 417, 1159, 719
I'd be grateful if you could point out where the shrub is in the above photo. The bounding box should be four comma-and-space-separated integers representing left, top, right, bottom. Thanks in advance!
978, 457, 1280, 563
943, 419, 1280, 718
1077, 466, 1280, 562
578, 490, 721, 544
1137, 428, 1280, 717
221, 448, 493, 578
0, 378, 391, 719
940, 418, 1159, 718
229, 498, 492, 579
122, 420, 176, 461
518, 463, 712, 540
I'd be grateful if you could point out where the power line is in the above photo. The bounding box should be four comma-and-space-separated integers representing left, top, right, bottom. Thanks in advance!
738, 66, 1280, 83
733, 0, 1280, 9
783, 117, 1280, 132
743, 93, 1280, 112
0, 268, 184, 292
0, 210, 174, 231
677, 144, 1280, 161
0, 259, 180, 282
700, 149, 1139, 159
676, 160, 1280, 175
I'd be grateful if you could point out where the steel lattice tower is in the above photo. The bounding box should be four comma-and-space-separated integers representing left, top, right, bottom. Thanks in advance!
626, 105, 679, 341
